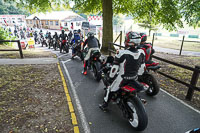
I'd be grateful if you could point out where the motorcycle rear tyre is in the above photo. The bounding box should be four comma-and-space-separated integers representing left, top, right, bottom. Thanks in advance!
144, 74, 160, 96
126, 97, 148, 131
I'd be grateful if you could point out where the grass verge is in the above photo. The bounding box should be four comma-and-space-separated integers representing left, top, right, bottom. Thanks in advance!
0, 64, 73, 133
153, 52, 200, 110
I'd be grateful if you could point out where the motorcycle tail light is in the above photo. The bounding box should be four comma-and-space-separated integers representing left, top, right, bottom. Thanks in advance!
94, 57, 97, 60
121, 85, 136, 92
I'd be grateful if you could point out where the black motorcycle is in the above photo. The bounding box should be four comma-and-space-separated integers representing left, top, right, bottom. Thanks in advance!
61, 40, 69, 53
52, 38, 60, 50
83, 48, 102, 81
41, 36, 48, 47
100, 56, 148, 131
72, 40, 84, 61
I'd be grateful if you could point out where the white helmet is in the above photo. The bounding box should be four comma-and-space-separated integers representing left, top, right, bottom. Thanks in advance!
125, 32, 141, 47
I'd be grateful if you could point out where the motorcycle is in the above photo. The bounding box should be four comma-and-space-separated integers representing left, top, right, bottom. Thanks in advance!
83, 48, 102, 81
138, 62, 161, 96
100, 56, 148, 131
138, 43, 161, 96
71, 40, 84, 61
47, 38, 52, 49
61, 39, 69, 53
52, 38, 60, 50
41, 36, 48, 47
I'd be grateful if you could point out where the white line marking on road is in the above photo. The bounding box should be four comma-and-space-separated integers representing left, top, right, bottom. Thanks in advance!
61, 61, 91, 133
58, 53, 69, 58
161, 89, 200, 114
63, 59, 71, 64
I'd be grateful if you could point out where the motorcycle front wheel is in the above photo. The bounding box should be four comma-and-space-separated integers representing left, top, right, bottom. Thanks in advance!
126, 97, 148, 131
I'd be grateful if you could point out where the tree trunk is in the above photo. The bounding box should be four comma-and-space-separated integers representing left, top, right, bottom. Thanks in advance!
149, 29, 151, 36
101, 0, 113, 55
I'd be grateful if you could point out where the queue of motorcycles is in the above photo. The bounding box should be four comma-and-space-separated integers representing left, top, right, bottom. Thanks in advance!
79, 44, 160, 131
34, 33, 69, 53
34, 31, 160, 131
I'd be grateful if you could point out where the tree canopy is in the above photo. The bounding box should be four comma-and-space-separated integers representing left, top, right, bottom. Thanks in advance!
5, 0, 200, 53
0, 0, 29, 15
181, 0, 200, 28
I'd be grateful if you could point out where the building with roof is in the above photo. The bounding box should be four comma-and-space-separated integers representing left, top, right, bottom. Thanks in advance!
26, 11, 86, 30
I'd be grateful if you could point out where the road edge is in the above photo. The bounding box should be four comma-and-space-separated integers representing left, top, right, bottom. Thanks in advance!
57, 62, 80, 133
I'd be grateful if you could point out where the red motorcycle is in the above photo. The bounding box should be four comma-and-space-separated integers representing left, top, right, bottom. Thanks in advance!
138, 43, 161, 96
100, 56, 148, 131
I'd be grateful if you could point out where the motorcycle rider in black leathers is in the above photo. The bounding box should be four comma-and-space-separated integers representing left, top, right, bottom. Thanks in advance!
82, 32, 101, 75
53, 32, 59, 48
48, 32, 52, 48
68, 31, 73, 43
33, 31, 38, 44
59, 30, 68, 53
99, 32, 146, 111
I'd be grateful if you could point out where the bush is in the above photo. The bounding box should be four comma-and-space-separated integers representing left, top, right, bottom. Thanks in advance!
0, 27, 9, 41
0, 27, 17, 45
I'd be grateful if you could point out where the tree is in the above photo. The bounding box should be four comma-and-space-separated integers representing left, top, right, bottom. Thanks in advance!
181, 0, 200, 28
113, 15, 124, 26
138, 21, 158, 36
0, 0, 29, 15
129, 0, 183, 31
10, 0, 199, 53
68, 0, 184, 53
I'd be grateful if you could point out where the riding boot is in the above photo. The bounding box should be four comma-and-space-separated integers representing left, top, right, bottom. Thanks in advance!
82, 61, 88, 75
99, 88, 112, 111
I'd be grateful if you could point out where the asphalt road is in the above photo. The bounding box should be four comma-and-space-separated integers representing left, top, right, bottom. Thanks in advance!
56, 51, 200, 133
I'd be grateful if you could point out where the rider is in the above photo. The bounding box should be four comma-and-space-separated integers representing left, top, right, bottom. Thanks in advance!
45, 31, 49, 39
53, 32, 59, 48
99, 31, 146, 111
77, 29, 83, 39
138, 33, 157, 66
68, 31, 73, 42
48, 32, 52, 48
71, 30, 81, 57
59, 30, 68, 53
53, 32, 59, 41
33, 31, 38, 43
82, 32, 101, 75
39, 29, 43, 36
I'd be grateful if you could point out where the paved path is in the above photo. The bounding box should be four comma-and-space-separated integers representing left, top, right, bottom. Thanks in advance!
1, 45, 199, 133
0, 58, 58, 65
56, 51, 200, 133
153, 46, 200, 56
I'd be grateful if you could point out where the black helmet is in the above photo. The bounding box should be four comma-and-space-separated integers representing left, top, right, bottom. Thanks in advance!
87, 32, 94, 38
62, 30, 64, 34
140, 33, 147, 42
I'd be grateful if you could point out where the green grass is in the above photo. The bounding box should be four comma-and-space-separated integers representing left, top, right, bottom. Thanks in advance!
113, 33, 200, 52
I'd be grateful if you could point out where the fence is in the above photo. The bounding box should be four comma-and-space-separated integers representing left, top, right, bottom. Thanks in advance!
108, 41, 200, 101
0, 40, 23, 58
